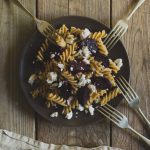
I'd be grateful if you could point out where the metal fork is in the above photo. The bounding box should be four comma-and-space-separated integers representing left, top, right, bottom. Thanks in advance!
13, 0, 59, 45
116, 76, 150, 128
103, 0, 145, 51
97, 104, 150, 146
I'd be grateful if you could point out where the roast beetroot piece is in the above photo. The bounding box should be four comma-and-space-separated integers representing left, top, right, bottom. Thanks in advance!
59, 80, 73, 99
76, 86, 90, 106
94, 53, 109, 67
68, 60, 91, 74
91, 76, 112, 90
79, 38, 98, 54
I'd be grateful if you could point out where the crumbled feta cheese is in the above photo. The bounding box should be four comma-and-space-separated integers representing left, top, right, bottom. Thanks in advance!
85, 110, 88, 114
50, 112, 58, 118
70, 67, 74, 71
28, 74, 37, 85
50, 54, 55, 58
78, 104, 84, 111
58, 81, 63, 88
76, 112, 79, 115
58, 63, 64, 71
80, 28, 91, 40
81, 67, 84, 70
92, 50, 96, 53
88, 84, 97, 93
89, 105, 95, 116
82, 46, 91, 58
78, 74, 91, 87
83, 58, 90, 64
67, 96, 73, 105
46, 72, 57, 84
114, 59, 123, 69
66, 111, 73, 120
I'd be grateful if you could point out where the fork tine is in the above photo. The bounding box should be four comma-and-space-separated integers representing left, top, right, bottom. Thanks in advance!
107, 27, 124, 48
104, 25, 121, 45
121, 76, 137, 97
106, 104, 124, 118
104, 104, 123, 120
117, 77, 135, 100
116, 78, 133, 102
106, 28, 125, 49
96, 107, 119, 126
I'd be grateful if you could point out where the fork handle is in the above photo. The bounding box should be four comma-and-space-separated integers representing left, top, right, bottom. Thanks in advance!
135, 107, 150, 128
13, 0, 36, 20
125, 0, 145, 21
128, 125, 150, 146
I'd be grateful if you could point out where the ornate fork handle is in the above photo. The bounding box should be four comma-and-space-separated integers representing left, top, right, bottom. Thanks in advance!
125, 0, 145, 21
128, 125, 150, 146
135, 107, 150, 128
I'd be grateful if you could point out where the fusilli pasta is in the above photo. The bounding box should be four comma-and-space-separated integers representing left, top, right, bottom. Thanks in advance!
100, 88, 121, 106
47, 93, 67, 107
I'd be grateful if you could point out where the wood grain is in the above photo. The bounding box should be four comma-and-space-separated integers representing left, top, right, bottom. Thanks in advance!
0, 0, 36, 138
111, 0, 150, 149
36, 0, 111, 148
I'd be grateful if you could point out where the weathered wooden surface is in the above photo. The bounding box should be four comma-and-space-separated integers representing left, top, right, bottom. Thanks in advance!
111, 0, 150, 150
0, 0, 149, 149
0, 0, 36, 138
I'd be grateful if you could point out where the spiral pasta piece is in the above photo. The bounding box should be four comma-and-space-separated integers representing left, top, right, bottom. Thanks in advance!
109, 59, 120, 74
89, 57, 103, 76
36, 39, 49, 61
71, 99, 79, 109
57, 24, 69, 38
89, 30, 107, 41
56, 35, 66, 48
60, 43, 77, 63
100, 88, 121, 106
47, 93, 67, 106
84, 92, 100, 108
62, 70, 78, 91
70, 27, 82, 35
97, 41, 108, 56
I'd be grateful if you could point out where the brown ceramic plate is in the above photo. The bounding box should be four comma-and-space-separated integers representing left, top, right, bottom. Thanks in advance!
20, 16, 130, 126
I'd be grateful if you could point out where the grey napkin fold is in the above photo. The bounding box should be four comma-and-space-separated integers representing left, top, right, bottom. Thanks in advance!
0, 129, 123, 150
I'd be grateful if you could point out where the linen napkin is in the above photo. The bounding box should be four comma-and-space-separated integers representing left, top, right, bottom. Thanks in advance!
0, 129, 123, 150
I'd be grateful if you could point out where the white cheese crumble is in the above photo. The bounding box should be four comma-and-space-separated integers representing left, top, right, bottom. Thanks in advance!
50, 112, 58, 118
114, 59, 123, 69
28, 74, 37, 85
78, 104, 84, 111
66, 111, 73, 120
83, 58, 90, 64
50, 54, 55, 58
80, 28, 91, 40
89, 105, 95, 116
46, 72, 57, 84
82, 46, 91, 59
70, 67, 74, 71
58, 81, 63, 88
58, 63, 64, 71
88, 84, 97, 93
78, 74, 91, 87
67, 96, 73, 105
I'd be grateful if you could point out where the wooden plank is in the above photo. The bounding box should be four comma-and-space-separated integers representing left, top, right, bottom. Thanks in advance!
69, 0, 111, 147
111, 0, 150, 149
0, 0, 36, 138
36, 0, 70, 145
36, 0, 111, 147
69, 0, 110, 26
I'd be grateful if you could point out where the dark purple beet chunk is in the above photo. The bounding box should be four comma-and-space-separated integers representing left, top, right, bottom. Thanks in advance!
94, 53, 109, 67
79, 38, 98, 54
91, 76, 112, 89
59, 80, 73, 99
68, 60, 91, 74
76, 86, 90, 106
